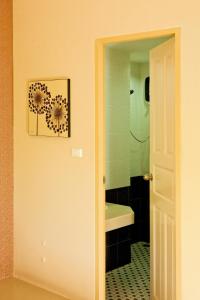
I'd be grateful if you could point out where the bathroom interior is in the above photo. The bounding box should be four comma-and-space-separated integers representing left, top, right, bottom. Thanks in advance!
105, 36, 170, 300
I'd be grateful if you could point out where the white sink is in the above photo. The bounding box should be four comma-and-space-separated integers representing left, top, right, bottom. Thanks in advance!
105, 202, 134, 232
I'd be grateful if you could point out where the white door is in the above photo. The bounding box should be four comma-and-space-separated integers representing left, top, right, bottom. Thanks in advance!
150, 38, 176, 300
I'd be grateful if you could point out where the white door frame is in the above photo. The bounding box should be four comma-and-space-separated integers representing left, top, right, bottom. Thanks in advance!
95, 28, 181, 300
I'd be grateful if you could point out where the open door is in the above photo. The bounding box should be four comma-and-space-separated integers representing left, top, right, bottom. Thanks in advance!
150, 38, 176, 300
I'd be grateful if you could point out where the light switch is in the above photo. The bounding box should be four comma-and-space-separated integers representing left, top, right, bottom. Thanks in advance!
72, 148, 83, 158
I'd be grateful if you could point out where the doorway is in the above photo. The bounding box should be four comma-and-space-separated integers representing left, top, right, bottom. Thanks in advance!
95, 29, 181, 300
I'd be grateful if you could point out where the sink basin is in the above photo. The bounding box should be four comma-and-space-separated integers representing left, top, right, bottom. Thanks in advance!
105, 202, 134, 232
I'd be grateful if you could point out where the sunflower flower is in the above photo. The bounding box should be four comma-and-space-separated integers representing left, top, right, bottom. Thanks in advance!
28, 82, 51, 114
46, 95, 69, 135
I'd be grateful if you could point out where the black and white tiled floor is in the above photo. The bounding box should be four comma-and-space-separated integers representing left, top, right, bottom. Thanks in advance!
106, 242, 150, 300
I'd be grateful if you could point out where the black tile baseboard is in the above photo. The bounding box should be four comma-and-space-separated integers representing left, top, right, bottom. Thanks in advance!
106, 176, 150, 243
106, 226, 131, 272
106, 186, 130, 206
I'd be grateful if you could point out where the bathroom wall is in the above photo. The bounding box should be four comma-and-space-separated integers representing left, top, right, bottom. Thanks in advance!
106, 57, 149, 187
106, 48, 130, 189
130, 62, 150, 177
13, 0, 200, 299
0, 0, 13, 280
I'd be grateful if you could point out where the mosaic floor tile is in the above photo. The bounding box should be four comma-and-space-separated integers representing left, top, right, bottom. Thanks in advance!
106, 242, 150, 300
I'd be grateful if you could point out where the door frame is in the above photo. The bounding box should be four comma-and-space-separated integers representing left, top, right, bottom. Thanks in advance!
95, 28, 181, 300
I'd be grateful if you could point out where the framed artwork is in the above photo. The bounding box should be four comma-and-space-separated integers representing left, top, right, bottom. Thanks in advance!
28, 78, 71, 138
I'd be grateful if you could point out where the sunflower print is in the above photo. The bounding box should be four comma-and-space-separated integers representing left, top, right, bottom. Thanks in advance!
45, 95, 69, 135
28, 82, 51, 114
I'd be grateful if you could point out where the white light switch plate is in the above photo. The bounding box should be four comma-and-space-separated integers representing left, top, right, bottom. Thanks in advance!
72, 148, 83, 158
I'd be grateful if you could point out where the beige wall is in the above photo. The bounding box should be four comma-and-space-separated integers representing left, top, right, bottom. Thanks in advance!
0, 0, 13, 280
13, 0, 200, 299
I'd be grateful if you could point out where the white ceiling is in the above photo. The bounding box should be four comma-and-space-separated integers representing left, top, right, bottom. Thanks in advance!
108, 36, 172, 63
